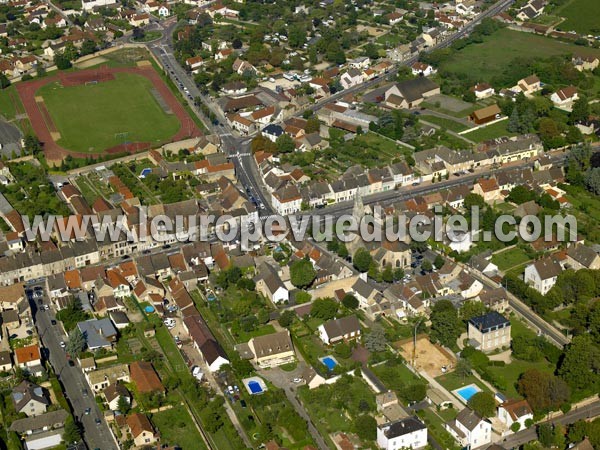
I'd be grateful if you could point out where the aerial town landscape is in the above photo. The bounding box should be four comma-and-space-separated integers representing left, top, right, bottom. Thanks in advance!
0, 0, 599, 448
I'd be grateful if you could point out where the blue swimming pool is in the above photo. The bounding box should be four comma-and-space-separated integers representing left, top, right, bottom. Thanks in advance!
455, 385, 480, 402
321, 356, 338, 370
140, 168, 152, 178
144, 305, 155, 313
248, 380, 263, 394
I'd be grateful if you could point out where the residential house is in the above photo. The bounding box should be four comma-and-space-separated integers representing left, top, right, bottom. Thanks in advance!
572, 55, 599, 72
472, 177, 502, 203
497, 399, 533, 430
77, 318, 118, 350
468, 312, 511, 352
471, 83, 495, 99
129, 361, 165, 394
0, 350, 12, 372
254, 263, 289, 304
182, 315, 230, 372
126, 413, 157, 447
445, 408, 492, 449
11, 381, 49, 417
86, 364, 130, 393
566, 244, 600, 270
103, 382, 130, 411
384, 78, 440, 109
377, 416, 428, 450
511, 75, 542, 97
550, 86, 578, 111
14, 345, 43, 377
9, 409, 68, 450
318, 315, 361, 345
247, 331, 295, 368
340, 69, 363, 90
411, 62, 436, 77
524, 257, 562, 294
186, 55, 204, 74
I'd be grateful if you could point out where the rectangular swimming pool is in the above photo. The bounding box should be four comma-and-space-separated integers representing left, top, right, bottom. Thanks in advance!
455, 384, 480, 402
321, 356, 338, 370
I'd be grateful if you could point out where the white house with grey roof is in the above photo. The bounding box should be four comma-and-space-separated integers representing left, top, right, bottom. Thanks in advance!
254, 263, 289, 303
524, 257, 562, 295
247, 330, 295, 368
377, 416, 428, 450
445, 408, 491, 448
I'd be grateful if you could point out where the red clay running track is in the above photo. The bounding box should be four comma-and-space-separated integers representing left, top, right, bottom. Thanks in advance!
16, 65, 202, 164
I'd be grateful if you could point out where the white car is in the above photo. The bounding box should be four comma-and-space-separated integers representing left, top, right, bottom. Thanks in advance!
60, 341, 66, 349
292, 377, 302, 383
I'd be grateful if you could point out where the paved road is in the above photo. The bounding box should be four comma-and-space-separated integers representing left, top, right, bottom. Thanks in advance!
499, 400, 600, 449
31, 282, 118, 450
142, 0, 516, 215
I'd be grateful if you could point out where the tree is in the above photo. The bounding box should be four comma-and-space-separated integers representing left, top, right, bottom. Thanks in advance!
460, 300, 487, 322
276, 133, 295, 154
354, 414, 376, 441
517, 369, 570, 413
117, 395, 131, 414
570, 96, 590, 124
585, 168, 600, 195
79, 39, 96, 56
132, 26, 145, 41
381, 264, 394, 282
468, 392, 496, 417
66, 327, 86, 356
353, 248, 373, 273
0, 73, 10, 89
63, 415, 82, 444
434, 255, 445, 270
464, 193, 485, 209
364, 326, 387, 352
507, 107, 520, 133
507, 185, 536, 205
277, 309, 296, 328
334, 342, 352, 358
54, 54, 72, 70
290, 258, 317, 289
558, 335, 600, 391
201, 402, 224, 433
342, 294, 359, 309
429, 300, 462, 348
421, 259, 433, 272
538, 423, 554, 448
510, 421, 521, 433
310, 298, 338, 320
455, 358, 472, 380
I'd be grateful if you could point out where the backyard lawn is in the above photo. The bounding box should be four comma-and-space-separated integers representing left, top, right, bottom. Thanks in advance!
461, 120, 515, 143
492, 247, 532, 272
152, 405, 208, 450
419, 115, 468, 132
487, 358, 554, 398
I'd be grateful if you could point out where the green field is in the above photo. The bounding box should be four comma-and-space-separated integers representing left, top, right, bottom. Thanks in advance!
420, 115, 468, 132
557, 0, 600, 35
461, 119, 516, 142
492, 247, 532, 271
440, 28, 600, 81
38, 72, 180, 153
152, 405, 208, 450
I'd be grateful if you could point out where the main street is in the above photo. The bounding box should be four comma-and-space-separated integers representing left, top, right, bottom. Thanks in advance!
31, 282, 119, 450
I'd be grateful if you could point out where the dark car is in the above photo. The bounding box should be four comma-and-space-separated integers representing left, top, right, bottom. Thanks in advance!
95, 418, 101, 425
68, 360, 75, 367
51, 320, 57, 325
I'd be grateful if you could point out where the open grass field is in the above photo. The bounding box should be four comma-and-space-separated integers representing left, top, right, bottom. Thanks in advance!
152, 405, 208, 450
556, 0, 600, 35
420, 115, 468, 132
492, 247, 532, 271
440, 28, 600, 81
461, 119, 516, 142
37, 72, 180, 153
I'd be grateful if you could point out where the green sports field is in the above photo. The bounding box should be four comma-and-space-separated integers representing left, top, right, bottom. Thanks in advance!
440, 28, 600, 81
38, 72, 181, 153
557, 0, 600, 35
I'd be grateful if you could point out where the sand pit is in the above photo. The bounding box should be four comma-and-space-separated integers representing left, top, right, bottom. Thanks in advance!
75, 57, 108, 69
396, 335, 456, 377
136, 60, 152, 67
